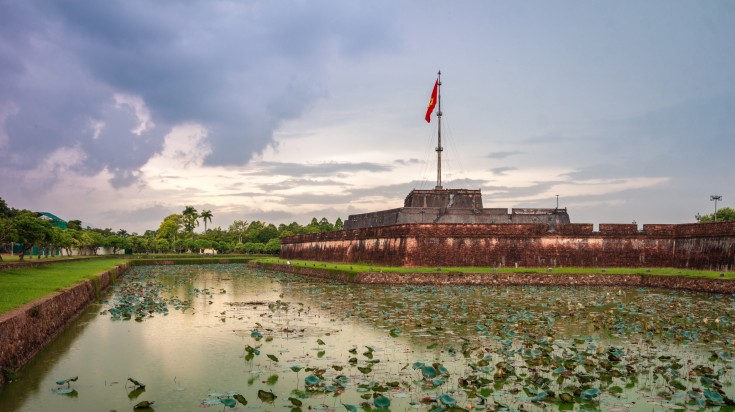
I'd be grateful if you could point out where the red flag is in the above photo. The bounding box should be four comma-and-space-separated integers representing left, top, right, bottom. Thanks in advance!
425, 79, 438, 122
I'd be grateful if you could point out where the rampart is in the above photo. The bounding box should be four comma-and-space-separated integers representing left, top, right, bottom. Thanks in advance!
280, 221, 735, 270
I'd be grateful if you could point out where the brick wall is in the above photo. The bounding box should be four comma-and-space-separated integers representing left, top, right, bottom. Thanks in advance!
281, 221, 735, 270
0, 263, 128, 387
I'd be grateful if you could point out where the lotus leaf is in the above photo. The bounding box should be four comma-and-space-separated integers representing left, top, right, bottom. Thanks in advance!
580, 388, 601, 400
421, 365, 438, 379
305, 374, 321, 386
289, 397, 303, 406
133, 400, 155, 409
439, 393, 456, 406
257, 389, 277, 403
373, 395, 391, 408
233, 393, 248, 405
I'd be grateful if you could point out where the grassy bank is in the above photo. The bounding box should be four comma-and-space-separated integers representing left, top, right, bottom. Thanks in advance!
0, 254, 96, 264
0, 259, 128, 315
255, 257, 735, 279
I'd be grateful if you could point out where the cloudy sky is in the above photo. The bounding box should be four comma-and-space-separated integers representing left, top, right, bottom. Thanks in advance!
1, 1, 733, 234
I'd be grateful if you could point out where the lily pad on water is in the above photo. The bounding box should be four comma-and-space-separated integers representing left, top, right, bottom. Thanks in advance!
257, 389, 277, 403
373, 395, 391, 408
133, 400, 155, 409
55, 376, 78, 387
439, 393, 456, 406
233, 393, 248, 405
581, 388, 601, 401
305, 374, 321, 386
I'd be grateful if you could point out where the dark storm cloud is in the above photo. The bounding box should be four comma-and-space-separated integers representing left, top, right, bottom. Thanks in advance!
0, 1, 398, 185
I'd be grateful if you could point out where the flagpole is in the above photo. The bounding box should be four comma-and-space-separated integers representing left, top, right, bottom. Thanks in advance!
436, 70, 443, 190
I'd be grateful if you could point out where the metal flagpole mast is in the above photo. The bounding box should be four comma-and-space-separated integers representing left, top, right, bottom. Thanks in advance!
436, 70, 443, 190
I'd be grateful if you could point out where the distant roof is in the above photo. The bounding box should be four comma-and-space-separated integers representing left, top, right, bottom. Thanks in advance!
38, 212, 66, 222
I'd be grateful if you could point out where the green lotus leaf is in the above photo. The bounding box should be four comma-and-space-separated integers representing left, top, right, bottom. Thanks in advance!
373, 395, 391, 408
559, 392, 574, 403
290, 365, 303, 372
289, 397, 303, 406
580, 388, 601, 400
704, 388, 724, 405
221, 398, 237, 408
421, 365, 438, 379
305, 374, 321, 386
133, 400, 155, 409
342, 404, 358, 412
257, 389, 277, 403
267, 354, 279, 362
233, 393, 248, 405
439, 394, 456, 406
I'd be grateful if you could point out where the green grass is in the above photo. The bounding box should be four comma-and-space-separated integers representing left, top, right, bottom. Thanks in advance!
255, 257, 735, 279
0, 259, 128, 314
0, 254, 97, 264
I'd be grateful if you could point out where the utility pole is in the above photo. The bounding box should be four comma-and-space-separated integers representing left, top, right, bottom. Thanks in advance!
710, 195, 722, 222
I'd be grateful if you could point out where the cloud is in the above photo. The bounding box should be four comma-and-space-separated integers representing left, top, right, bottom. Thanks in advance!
250, 161, 392, 178
0, 1, 399, 186
486, 150, 523, 159
490, 166, 517, 176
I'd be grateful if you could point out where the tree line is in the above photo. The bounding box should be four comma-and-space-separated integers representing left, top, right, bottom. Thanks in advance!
0, 198, 343, 261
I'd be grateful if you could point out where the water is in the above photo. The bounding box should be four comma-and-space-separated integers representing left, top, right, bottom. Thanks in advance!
2, 264, 735, 411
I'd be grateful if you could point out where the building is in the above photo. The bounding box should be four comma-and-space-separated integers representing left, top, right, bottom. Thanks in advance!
344, 188, 570, 231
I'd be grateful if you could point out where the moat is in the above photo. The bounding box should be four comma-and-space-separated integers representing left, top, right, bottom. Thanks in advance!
2, 264, 735, 411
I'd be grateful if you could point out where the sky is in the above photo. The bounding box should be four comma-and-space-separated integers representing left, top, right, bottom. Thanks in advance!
1, 0, 734, 234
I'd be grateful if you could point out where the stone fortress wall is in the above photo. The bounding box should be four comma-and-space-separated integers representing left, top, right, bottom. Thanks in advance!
280, 221, 735, 271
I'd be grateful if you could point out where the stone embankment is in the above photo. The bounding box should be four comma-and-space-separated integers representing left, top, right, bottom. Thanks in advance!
0, 262, 129, 387
254, 262, 735, 294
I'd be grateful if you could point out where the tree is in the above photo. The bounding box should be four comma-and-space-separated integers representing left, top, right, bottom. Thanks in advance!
264, 238, 281, 254
13, 212, 53, 260
0, 197, 12, 218
699, 207, 735, 223
67, 219, 82, 230
157, 214, 182, 242
182, 206, 199, 234
105, 234, 130, 254
334, 217, 344, 231
200, 210, 213, 233
0, 217, 18, 261
229, 220, 248, 243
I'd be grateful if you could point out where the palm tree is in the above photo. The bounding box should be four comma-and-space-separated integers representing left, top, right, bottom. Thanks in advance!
200, 210, 213, 233
182, 206, 199, 234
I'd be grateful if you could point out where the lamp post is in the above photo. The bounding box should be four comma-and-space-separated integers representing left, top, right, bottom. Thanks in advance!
710, 195, 722, 222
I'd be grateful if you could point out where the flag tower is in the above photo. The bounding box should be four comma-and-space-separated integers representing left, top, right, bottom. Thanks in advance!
425, 71, 443, 190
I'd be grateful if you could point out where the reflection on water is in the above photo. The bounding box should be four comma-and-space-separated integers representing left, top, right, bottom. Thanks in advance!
1, 264, 734, 411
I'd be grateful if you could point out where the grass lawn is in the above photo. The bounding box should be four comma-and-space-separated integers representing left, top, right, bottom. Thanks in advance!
255, 257, 735, 279
0, 259, 128, 315
0, 254, 94, 264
